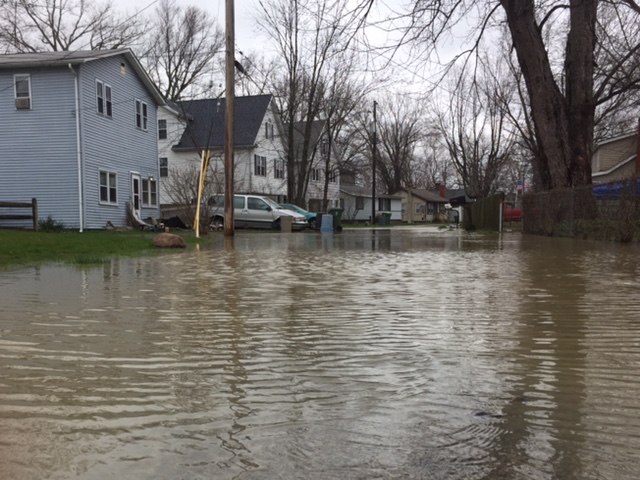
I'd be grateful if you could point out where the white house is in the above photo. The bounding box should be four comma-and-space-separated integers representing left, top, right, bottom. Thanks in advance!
290, 120, 341, 212
158, 95, 288, 221
591, 130, 639, 183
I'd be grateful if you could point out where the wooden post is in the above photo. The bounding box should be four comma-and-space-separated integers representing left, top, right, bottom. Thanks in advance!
636, 118, 640, 177
224, 0, 235, 237
32, 198, 38, 231
194, 150, 210, 238
371, 100, 377, 225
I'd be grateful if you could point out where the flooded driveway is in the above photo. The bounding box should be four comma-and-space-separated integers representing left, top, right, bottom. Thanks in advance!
1, 228, 640, 479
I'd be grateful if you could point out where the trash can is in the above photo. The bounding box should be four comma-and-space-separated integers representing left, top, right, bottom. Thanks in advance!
328, 208, 343, 229
279, 215, 293, 232
379, 212, 391, 225
320, 213, 334, 233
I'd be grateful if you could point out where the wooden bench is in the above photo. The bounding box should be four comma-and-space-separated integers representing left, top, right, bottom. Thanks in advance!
0, 198, 38, 230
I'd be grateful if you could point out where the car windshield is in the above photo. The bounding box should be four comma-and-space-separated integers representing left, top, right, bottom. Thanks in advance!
285, 204, 306, 213
263, 197, 281, 209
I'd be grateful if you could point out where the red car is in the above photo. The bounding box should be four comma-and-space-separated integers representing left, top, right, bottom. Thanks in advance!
503, 205, 522, 222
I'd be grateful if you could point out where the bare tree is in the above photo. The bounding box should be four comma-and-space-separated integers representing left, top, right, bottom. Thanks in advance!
258, 0, 363, 205
355, 0, 640, 192
0, 0, 146, 52
139, 0, 225, 101
431, 62, 516, 199
318, 51, 384, 210
374, 94, 425, 194
412, 135, 460, 190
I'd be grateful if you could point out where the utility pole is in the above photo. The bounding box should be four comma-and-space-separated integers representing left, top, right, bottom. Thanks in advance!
224, 0, 235, 237
371, 100, 377, 225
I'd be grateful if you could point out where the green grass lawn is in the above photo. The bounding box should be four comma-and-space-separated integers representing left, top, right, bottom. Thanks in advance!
0, 229, 202, 269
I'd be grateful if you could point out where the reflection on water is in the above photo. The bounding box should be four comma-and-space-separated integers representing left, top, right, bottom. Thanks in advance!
1, 228, 640, 479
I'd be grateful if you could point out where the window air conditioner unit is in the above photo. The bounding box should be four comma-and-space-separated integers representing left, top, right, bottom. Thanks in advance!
15, 97, 31, 110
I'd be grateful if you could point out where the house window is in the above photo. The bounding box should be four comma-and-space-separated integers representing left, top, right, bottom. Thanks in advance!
378, 198, 391, 211
328, 169, 337, 183
320, 139, 328, 156
96, 81, 112, 117
265, 122, 274, 139
142, 178, 158, 207
99, 170, 117, 204
355, 197, 364, 210
427, 203, 435, 214
136, 100, 148, 130
254, 155, 266, 176
159, 157, 168, 177
311, 168, 321, 182
158, 119, 167, 139
14, 74, 31, 110
274, 159, 285, 179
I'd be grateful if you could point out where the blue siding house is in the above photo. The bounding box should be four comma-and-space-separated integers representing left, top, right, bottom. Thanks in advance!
0, 49, 165, 230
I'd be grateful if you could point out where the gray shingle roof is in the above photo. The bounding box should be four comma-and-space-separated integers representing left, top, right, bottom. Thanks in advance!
173, 95, 273, 150
0, 48, 165, 106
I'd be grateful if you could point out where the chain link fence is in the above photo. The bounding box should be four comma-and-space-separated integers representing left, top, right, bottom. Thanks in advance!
522, 176, 640, 242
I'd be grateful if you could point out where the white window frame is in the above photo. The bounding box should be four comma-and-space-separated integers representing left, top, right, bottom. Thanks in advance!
328, 169, 337, 183
311, 168, 321, 182
274, 158, 285, 179
136, 99, 148, 130
158, 119, 167, 139
14, 74, 31, 110
254, 155, 267, 176
96, 80, 112, 117
159, 157, 168, 177
99, 170, 118, 205
142, 177, 158, 207
265, 122, 274, 139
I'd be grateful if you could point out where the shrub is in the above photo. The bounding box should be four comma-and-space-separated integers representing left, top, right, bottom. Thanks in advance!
38, 215, 65, 232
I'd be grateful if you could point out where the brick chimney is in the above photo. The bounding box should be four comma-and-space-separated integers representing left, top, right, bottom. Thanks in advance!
436, 183, 446, 199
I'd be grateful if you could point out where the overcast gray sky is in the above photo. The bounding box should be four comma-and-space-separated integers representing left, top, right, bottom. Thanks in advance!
121, 0, 267, 54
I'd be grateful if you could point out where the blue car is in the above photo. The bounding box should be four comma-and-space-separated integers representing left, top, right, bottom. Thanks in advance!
278, 203, 317, 229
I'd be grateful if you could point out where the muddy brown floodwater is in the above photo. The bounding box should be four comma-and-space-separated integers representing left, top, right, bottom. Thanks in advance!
1, 228, 640, 479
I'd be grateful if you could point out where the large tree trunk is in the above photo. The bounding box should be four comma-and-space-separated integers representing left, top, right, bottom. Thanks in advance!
500, 0, 596, 190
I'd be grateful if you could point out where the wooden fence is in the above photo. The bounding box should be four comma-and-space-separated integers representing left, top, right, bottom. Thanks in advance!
462, 193, 504, 231
0, 198, 38, 230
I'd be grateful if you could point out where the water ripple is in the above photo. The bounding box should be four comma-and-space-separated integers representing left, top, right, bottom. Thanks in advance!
1, 231, 640, 479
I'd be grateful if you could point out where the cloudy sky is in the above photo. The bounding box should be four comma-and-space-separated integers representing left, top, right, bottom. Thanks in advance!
121, 0, 269, 54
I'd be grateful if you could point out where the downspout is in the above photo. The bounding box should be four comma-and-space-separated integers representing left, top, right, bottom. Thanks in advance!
69, 63, 84, 232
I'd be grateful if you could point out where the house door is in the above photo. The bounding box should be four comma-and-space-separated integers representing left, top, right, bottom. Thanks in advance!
131, 174, 141, 218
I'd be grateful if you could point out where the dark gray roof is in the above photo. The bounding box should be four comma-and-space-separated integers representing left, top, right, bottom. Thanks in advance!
0, 48, 165, 106
291, 120, 325, 157
173, 95, 273, 150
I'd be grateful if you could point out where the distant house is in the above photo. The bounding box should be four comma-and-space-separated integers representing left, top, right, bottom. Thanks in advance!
391, 187, 449, 223
289, 120, 341, 212
159, 95, 287, 217
0, 49, 165, 230
591, 130, 639, 183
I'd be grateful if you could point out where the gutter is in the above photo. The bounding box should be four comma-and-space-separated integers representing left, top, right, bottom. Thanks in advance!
69, 63, 84, 232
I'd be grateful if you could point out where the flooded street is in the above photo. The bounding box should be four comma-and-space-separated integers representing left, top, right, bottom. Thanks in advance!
1, 227, 640, 479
